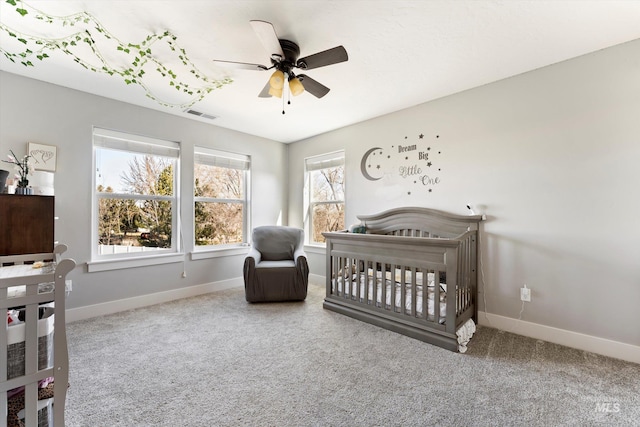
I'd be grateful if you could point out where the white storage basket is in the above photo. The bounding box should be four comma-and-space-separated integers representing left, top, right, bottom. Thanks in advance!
6, 309, 54, 380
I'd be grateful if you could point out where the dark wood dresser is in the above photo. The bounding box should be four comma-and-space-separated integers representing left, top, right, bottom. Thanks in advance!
0, 194, 54, 256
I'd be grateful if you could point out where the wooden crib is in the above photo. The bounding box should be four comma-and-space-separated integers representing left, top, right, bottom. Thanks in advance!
323, 207, 482, 352
1, 245, 75, 427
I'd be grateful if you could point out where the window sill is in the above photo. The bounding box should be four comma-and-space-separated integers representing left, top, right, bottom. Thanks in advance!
190, 246, 250, 260
304, 244, 326, 255
87, 253, 185, 272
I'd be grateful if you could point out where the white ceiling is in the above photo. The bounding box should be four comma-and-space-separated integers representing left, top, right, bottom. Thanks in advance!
2, 1, 640, 143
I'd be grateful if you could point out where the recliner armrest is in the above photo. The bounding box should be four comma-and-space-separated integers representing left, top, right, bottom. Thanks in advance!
246, 247, 262, 264
293, 246, 306, 263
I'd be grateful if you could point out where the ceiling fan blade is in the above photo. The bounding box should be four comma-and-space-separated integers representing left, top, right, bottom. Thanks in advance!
297, 46, 348, 70
213, 60, 269, 71
298, 74, 330, 98
258, 81, 272, 98
250, 20, 285, 59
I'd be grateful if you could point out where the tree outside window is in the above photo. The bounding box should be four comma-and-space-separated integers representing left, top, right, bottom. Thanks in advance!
194, 147, 250, 247
93, 128, 179, 259
305, 152, 345, 244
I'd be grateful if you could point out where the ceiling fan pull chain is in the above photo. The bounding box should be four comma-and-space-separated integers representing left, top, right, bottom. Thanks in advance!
282, 72, 288, 114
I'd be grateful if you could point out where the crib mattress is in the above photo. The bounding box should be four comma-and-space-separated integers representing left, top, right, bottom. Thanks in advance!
333, 269, 447, 323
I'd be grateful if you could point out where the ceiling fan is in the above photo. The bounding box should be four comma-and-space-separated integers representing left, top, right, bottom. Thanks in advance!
213, 20, 348, 106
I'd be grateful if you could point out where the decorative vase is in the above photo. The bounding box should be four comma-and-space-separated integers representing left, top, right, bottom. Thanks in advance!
15, 186, 33, 195
0, 169, 8, 193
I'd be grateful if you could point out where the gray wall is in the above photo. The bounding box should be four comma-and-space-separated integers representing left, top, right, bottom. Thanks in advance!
288, 39, 640, 347
0, 71, 288, 310
3, 37, 640, 349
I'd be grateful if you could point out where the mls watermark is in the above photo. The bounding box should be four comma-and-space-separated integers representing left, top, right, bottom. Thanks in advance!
595, 402, 621, 413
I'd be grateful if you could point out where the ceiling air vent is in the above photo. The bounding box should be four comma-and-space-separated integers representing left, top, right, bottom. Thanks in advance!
184, 108, 217, 121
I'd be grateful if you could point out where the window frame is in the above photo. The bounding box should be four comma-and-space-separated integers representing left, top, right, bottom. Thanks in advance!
89, 127, 181, 271
304, 150, 345, 246
192, 146, 251, 252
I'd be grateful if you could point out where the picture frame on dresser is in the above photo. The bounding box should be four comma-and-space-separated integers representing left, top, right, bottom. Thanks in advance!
28, 143, 57, 172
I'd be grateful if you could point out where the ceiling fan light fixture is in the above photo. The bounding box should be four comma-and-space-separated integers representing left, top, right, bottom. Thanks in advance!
268, 86, 283, 98
289, 77, 304, 96
269, 70, 285, 89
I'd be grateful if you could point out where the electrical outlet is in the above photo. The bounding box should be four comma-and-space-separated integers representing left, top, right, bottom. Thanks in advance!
520, 285, 531, 302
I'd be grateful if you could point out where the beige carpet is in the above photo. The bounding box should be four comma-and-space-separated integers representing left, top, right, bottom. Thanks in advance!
65, 283, 640, 426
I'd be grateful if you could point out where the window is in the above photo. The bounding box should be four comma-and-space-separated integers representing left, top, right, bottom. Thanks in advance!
194, 147, 250, 248
305, 151, 345, 244
92, 128, 180, 262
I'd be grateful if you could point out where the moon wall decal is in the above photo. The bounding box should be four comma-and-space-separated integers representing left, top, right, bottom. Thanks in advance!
360, 147, 383, 181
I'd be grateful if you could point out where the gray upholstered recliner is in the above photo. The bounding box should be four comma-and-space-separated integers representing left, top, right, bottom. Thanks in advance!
243, 226, 309, 302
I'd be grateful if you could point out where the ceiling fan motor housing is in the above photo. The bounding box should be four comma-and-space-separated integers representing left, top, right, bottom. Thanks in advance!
273, 39, 303, 74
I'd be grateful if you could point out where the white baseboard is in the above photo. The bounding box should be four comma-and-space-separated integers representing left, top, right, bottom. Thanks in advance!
66, 278, 244, 323
478, 311, 640, 365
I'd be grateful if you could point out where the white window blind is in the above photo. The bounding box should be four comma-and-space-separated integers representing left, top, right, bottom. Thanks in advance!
94, 127, 180, 158
195, 147, 250, 170
305, 151, 344, 172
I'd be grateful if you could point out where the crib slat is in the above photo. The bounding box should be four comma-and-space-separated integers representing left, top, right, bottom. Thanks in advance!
343, 257, 348, 299
435, 269, 441, 323
363, 260, 368, 304
380, 261, 384, 308
377, 261, 382, 307
374, 261, 380, 308
24, 382, 38, 427
340, 256, 344, 298
379, 262, 384, 309
336, 256, 342, 297
395, 265, 407, 313
402, 267, 408, 314
421, 268, 427, 320
331, 255, 337, 296
346, 257, 352, 300
411, 266, 417, 317
345, 257, 350, 300
354, 258, 360, 301
391, 264, 396, 311
395, 266, 401, 313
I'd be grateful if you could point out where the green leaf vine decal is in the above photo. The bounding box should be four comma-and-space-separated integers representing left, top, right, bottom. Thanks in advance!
0, 0, 232, 108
